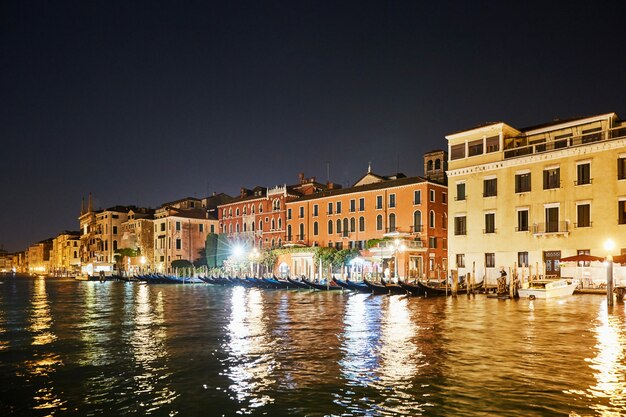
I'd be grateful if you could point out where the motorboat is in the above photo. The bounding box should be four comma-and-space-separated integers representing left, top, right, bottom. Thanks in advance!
518, 279, 578, 299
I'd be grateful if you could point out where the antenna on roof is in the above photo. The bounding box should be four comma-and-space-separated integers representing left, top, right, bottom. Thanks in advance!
368, 161, 372, 173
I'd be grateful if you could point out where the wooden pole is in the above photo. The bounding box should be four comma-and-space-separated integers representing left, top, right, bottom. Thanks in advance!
452, 269, 458, 296
509, 266, 514, 298
466, 272, 470, 295
472, 261, 476, 289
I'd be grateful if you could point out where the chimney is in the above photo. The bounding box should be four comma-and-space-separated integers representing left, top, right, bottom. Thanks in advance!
240, 188, 248, 197
298, 172, 305, 184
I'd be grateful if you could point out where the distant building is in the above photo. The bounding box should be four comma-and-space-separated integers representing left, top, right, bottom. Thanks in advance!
50, 231, 81, 276
447, 112, 626, 285
0, 249, 13, 273
27, 239, 53, 275
152, 197, 218, 273
120, 208, 155, 273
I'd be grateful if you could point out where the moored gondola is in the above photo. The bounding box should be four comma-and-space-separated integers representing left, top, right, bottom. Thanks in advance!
363, 279, 389, 295
286, 276, 312, 289
302, 278, 343, 291
398, 280, 426, 296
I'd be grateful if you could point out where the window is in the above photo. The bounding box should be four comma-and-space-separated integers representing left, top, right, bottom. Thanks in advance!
619, 157, 626, 180
456, 183, 465, 201
517, 209, 529, 232
328, 202, 333, 215
518, 252, 529, 267
619, 200, 626, 225
483, 178, 497, 197
429, 190, 435, 202
176, 238, 181, 250
376, 195, 383, 209
350, 199, 356, 212
582, 127, 602, 143
313, 204, 319, 217
336, 201, 342, 214
313, 222, 318, 236
414, 190, 421, 204
287, 208, 292, 220
236, 223, 240, 233
454, 216, 466, 235
343, 218, 349, 235
451, 143, 466, 160
429, 210, 435, 228
278, 218, 282, 229
389, 194, 396, 208
577, 203, 591, 227
199, 224, 204, 232
160, 223, 165, 232
299, 206, 304, 218
112, 226, 118, 235
236, 208, 240, 216
413, 211, 422, 232
486, 136, 499, 153
328, 220, 333, 234
577, 163, 591, 185
287, 225, 292, 241
485, 253, 495, 268
456, 254, 465, 268
359, 198, 365, 211
336, 219, 342, 233
376, 215, 383, 231
259, 220, 263, 231
515, 173, 531, 193
271, 219, 275, 230
299, 224, 304, 240
442, 193, 447, 204
388, 213, 396, 232
211, 225, 215, 233
429, 237, 437, 248
176, 221, 181, 231
543, 167, 560, 189
350, 217, 355, 233
359, 216, 365, 232
259, 204, 263, 213
468, 139, 483, 156
485, 213, 495, 233
545, 206, 559, 232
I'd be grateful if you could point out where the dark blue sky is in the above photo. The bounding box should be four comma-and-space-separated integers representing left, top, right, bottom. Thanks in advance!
1, 0, 625, 252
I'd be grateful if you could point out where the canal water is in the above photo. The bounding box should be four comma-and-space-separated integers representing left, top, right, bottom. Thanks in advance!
0, 277, 625, 416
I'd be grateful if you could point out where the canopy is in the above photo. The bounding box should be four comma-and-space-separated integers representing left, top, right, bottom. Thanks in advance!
612, 254, 626, 265
560, 254, 605, 263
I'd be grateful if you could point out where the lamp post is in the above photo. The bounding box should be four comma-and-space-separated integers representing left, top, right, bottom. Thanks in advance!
249, 247, 259, 277
140, 256, 146, 275
393, 239, 406, 283
604, 239, 615, 307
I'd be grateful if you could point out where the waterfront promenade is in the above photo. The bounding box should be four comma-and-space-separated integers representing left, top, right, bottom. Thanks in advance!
1, 276, 625, 416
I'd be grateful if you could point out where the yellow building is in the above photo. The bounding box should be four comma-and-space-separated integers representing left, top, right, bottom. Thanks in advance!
50, 231, 81, 276
447, 112, 626, 284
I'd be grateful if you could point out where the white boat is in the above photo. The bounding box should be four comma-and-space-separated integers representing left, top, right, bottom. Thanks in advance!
518, 279, 578, 299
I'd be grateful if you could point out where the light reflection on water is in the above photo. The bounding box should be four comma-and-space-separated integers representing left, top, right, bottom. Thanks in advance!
1, 278, 626, 416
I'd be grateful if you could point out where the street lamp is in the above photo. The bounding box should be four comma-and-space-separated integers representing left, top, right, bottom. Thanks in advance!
393, 239, 406, 283
604, 239, 615, 306
249, 247, 260, 277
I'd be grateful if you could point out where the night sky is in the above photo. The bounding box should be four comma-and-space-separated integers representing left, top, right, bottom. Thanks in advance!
1, 1, 625, 252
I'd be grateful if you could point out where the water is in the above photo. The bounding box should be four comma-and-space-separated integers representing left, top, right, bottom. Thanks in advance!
1, 277, 625, 416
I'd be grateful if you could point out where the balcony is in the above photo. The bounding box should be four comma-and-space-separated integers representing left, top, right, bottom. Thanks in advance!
533, 221, 569, 236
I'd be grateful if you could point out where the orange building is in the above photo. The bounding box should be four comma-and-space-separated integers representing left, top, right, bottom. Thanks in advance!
284, 168, 448, 280
218, 174, 335, 251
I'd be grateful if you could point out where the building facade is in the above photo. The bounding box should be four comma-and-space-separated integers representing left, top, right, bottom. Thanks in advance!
152, 197, 218, 273
284, 170, 448, 280
447, 112, 626, 283
27, 239, 53, 275
50, 231, 81, 276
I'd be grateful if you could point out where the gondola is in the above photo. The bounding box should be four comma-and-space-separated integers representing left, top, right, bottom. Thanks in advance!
286, 276, 312, 289
363, 279, 389, 295
417, 279, 484, 297
332, 278, 354, 291
380, 278, 407, 295
302, 278, 343, 291
398, 280, 426, 296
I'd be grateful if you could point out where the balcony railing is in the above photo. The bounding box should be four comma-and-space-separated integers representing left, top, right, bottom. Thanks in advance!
533, 221, 569, 235
411, 225, 423, 233
504, 125, 626, 159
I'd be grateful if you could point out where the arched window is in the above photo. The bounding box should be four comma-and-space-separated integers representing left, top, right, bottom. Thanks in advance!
73, 250, 77, 258
229, 208, 232, 217
328, 220, 333, 234
287, 225, 292, 240
259, 204, 263, 213
251, 222, 255, 231
336, 219, 342, 233
271, 219, 276, 230
258, 220, 263, 231
113, 240, 118, 251
229, 224, 232, 234
273, 199, 280, 211
278, 238, 282, 247
251, 205, 255, 214
259, 239, 263, 248
429, 210, 435, 228
271, 239, 275, 248
388, 213, 396, 232
343, 218, 349, 233
414, 210, 422, 232
350, 217, 355, 232
243, 206, 247, 215
278, 218, 282, 229
376, 214, 383, 231
359, 216, 365, 232
427, 160, 433, 171
236, 223, 240, 233
243, 223, 247, 232
313, 221, 319, 235
299, 223, 304, 239
435, 159, 441, 170
236, 208, 240, 216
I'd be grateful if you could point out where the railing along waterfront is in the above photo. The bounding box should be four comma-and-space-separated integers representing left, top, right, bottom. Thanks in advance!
503, 125, 626, 159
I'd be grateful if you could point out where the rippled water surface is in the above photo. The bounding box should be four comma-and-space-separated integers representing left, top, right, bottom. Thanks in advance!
1, 277, 625, 416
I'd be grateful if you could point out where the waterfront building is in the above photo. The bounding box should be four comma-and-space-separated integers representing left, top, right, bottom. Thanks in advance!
446, 112, 626, 284
50, 231, 81, 276
120, 208, 155, 273
11, 251, 27, 274
78, 194, 141, 276
218, 174, 333, 251
283, 161, 448, 280
27, 239, 53, 275
0, 249, 13, 273
152, 197, 218, 273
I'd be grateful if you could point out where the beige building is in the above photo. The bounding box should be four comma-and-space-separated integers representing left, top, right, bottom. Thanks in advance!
50, 231, 81, 276
120, 208, 155, 273
447, 112, 626, 284
0, 249, 13, 273
153, 197, 218, 273
27, 239, 53, 275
